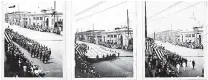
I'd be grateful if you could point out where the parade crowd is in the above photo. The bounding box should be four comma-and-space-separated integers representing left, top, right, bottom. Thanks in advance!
75, 43, 100, 78
25, 24, 52, 33
175, 41, 203, 49
5, 28, 45, 77
98, 41, 133, 51
8, 28, 52, 63
99, 47, 119, 59
145, 38, 202, 77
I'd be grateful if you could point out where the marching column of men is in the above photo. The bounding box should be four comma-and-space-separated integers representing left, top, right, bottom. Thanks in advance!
75, 43, 100, 78
9, 28, 52, 64
99, 47, 119, 60
5, 32, 45, 77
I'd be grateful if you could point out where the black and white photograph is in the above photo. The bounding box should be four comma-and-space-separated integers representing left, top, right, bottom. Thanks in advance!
145, 1, 206, 78
73, 1, 136, 78
3, 1, 64, 77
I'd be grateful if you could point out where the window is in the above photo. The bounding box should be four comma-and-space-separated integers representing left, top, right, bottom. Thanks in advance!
192, 34, 195, 37
189, 34, 191, 37
108, 35, 110, 37
111, 35, 113, 38
185, 34, 189, 37
23, 18, 27, 20
33, 17, 36, 20
40, 17, 43, 20
37, 17, 39, 20
114, 35, 117, 38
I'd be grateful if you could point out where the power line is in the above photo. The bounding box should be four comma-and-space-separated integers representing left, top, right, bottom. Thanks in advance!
148, 1, 203, 23
148, 1, 183, 20
75, 1, 106, 16
76, 1, 127, 21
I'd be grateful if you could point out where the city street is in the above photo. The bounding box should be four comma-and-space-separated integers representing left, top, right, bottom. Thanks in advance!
155, 40, 204, 77
77, 41, 133, 77
8, 24, 63, 77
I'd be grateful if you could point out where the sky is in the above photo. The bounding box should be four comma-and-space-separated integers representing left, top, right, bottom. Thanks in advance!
3, 1, 64, 14
146, 1, 206, 36
73, 1, 137, 32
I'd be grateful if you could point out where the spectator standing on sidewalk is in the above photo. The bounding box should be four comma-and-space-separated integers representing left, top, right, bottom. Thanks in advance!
176, 63, 180, 73
192, 60, 195, 69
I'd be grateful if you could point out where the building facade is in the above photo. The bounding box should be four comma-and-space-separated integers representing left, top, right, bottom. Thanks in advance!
154, 26, 203, 45
6, 11, 63, 31
76, 28, 133, 48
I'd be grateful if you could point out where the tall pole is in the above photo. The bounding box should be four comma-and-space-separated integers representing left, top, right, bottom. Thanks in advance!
93, 24, 95, 43
127, 9, 129, 38
18, 4, 20, 26
145, 1, 147, 38
54, 1, 56, 23
93, 24, 94, 36
171, 24, 172, 43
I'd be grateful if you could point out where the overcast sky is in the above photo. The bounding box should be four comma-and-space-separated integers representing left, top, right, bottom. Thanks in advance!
3, 1, 64, 13
146, 1, 206, 36
73, 1, 137, 32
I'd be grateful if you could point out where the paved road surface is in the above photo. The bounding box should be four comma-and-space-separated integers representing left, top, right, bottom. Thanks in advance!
77, 41, 133, 77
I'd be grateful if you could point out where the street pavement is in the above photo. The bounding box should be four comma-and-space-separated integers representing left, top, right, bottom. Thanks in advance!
77, 41, 133, 77
155, 41, 204, 77
8, 24, 63, 77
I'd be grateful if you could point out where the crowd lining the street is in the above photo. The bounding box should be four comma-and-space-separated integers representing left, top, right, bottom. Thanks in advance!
7, 28, 52, 63
75, 43, 100, 78
98, 41, 133, 51
5, 28, 45, 77
175, 41, 203, 49
145, 37, 203, 77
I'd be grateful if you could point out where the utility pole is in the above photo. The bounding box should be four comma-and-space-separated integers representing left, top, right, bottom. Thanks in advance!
127, 9, 129, 38
93, 24, 95, 43
93, 24, 94, 36
145, 1, 147, 38
171, 24, 172, 43
54, 1, 56, 23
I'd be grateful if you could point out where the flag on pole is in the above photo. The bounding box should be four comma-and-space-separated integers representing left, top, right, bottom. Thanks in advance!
8, 5, 15, 8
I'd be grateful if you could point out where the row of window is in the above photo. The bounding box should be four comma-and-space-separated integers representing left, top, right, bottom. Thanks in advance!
107, 35, 117, 38
185, 34, 195, 37
33, 17, 43, 20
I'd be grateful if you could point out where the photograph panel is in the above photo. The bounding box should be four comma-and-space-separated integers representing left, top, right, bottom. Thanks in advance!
3, 1, 64, 77
145, 1, 206, 78
73, 1, 136, 78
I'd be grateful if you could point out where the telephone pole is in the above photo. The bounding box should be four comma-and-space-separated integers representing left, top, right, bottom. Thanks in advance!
54, 1, 56, 23
145, 1, 147, 38
127, 9, 130, 38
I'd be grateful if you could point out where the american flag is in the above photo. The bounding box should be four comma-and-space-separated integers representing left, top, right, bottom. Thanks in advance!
152, 45, 166, 60
75, 43, 85, 57
4, 30, 13, 43
146, 40, 166, 61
